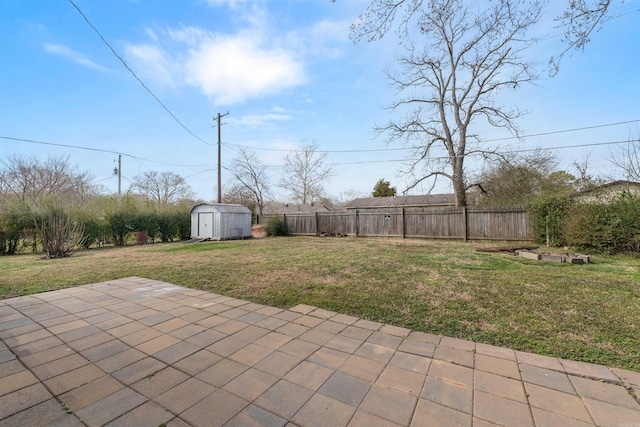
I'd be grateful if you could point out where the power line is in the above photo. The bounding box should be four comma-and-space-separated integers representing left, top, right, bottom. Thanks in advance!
184, 169, 216, 179
0, 136, 210, 168
224, 144, 287, 178
487, 138, 637, 156
224, 119, 639, 153
486, 119, 640, 143
3, 134, 635, 171
1, 136, 123, 155
68, 0, 214, 147
262, 138, 635, 167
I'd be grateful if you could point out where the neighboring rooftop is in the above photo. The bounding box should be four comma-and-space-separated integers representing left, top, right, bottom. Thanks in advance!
575, 180, 640, 193
573, 180, 640, 202
344, 194, 456, 209
262, 203, 331, 215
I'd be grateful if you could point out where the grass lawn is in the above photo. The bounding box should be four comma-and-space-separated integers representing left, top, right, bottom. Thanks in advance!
1, 236, 638, 372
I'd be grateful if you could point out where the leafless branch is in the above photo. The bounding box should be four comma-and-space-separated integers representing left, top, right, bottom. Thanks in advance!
358, 0, 542, 206
228, 149, 270, 215
130, 171, 194, 212
279, 139, 334, 205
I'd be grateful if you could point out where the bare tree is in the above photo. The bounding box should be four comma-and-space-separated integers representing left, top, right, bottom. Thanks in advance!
223, 183, 257, 212
228, 149, 270, 215
353, 0, 542, 206
349, 0, 631, 75
610, 129, 640, 181
551, 0, 628, 75
571, 151, 604, 192
0, 154, 95, 205
280, 140, 334, 205
334, 189, 366, 206
130, 171, 195, 212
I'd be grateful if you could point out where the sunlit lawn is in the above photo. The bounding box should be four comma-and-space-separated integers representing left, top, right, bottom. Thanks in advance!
1, 236, 638, 371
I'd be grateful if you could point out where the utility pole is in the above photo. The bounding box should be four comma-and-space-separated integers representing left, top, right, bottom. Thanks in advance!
113, 154, 122, 208
214, 112, 229, 203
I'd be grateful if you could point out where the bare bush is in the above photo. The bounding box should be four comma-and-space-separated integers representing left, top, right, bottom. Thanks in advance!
35, 207, 86, 258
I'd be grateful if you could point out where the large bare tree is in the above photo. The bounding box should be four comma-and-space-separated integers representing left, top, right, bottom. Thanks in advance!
352, 0, 542, 206
280, 140, 334, 205
228, 149, 270, 215
130, 171, 194, 212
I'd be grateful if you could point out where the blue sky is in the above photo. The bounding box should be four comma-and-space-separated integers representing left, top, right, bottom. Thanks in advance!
1, 0, 639, 203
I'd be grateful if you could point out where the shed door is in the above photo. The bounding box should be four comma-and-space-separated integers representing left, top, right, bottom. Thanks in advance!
198, 213, 214, 238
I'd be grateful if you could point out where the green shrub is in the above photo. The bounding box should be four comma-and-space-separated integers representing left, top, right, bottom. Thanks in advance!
174, 211, 191, 240
0, 201, 32, 255
158, 214, 178, 242
77, 214, 109, 249
107, 211, 134, 246
131, 213, 159, 243
529, 196, 573, 247
265, 216, 286, 236
563, 193, 640, 254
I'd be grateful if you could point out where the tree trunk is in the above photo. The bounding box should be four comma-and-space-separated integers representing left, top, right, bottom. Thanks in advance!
452, 161, 467, 207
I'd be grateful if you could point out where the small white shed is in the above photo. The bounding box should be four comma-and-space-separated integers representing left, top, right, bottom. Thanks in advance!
190, 203, 252, 241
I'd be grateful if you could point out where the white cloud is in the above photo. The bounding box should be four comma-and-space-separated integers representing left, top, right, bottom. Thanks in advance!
124, 43, 175, 86
205, 0, 248, 8
167, 26, 208, 45
124, 23, 305, 105
120, 4, 357, 106
310, 19, 351, 44
44, 43, 110, 72
234, 112, 293, 127
184, 34, 305, 105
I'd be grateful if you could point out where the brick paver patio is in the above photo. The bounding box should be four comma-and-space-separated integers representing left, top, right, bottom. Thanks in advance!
1, 277, 638, 426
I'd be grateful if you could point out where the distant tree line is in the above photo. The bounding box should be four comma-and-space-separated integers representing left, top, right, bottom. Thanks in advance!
2, 146, 638, 256
0, 154, 195, 257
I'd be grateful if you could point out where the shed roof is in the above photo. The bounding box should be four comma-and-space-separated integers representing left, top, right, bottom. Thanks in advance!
343, 194, 456, 209
190, 203, 252, 214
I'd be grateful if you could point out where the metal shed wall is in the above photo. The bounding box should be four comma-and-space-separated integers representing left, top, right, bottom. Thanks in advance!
190, 203, 252, 240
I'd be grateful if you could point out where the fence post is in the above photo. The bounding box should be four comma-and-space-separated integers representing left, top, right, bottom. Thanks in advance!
355, 209, 359, 237
315, 212, 319, 235
545, 214, 550, 247
401, 207, 405, 239
462, 207, 468, 241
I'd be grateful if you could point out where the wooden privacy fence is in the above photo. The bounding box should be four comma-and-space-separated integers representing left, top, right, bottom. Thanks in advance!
257, 205, 535, 241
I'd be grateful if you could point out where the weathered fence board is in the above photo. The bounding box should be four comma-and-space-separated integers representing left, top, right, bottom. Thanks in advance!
317, 211, 356, 235
257, 205, 534, 241
357, 209, 403, 237
466, 206, 533, 241
404, 207, 463, 239
284, 213, 317, 235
